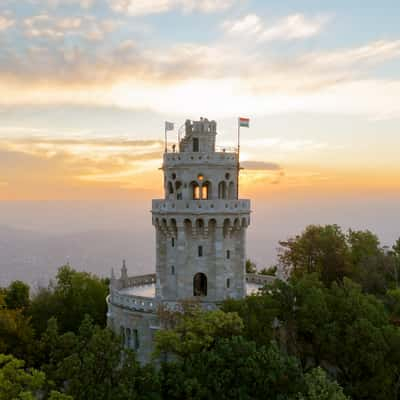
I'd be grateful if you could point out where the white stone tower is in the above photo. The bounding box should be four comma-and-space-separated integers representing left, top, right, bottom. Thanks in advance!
107, 118, 266, 364
151, 118, 251, 306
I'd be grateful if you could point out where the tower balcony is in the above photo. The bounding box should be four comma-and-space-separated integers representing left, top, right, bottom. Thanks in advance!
163, 150, 238, 167
152, 199, 250, 215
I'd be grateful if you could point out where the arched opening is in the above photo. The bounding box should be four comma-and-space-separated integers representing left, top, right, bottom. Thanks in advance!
223, 218, 231, 238
201, 181, 211, 199
193, 273, 207, 296
126, 328, 131, 348
184, 219, 192, 238
175, 181, 182, 199
168, 181, 174, 195
196, 219, 204, 236
133, 329, 139, 350
228, 181, 235, 199
218, 181, 226, 199
191, 181, 200, 200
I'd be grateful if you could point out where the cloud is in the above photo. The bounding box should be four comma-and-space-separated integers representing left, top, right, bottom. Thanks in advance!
109, 0, 235, 16
0, 15, 15, 31
23, 14, 119, 40
241, 161, 281, 171
0, 136, 165, 199
303, 40, 400, 68
34, 0, 95, 9
223, 13, 329, 41
0, 4, 400, 120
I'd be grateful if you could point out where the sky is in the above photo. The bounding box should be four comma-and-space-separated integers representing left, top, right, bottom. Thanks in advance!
0, 0, 400, 282
0, 1, 400, 218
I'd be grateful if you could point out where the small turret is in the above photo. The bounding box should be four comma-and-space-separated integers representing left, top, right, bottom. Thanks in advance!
179, 118, 217, 153
120, 259, 128, 288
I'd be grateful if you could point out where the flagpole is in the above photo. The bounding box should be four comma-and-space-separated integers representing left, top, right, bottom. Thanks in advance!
164, 124, 167, 153
237, 118, 240, 199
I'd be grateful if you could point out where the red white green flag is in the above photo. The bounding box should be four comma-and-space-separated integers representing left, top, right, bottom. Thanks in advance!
239, 117, 250, 128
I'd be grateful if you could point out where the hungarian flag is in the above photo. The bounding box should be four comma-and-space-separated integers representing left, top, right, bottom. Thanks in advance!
239, 117, 250, 128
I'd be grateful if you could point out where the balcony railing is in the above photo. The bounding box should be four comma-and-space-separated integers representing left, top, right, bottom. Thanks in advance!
152, 199, 251, 213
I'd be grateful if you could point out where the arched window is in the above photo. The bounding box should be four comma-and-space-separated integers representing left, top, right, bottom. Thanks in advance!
228, 181, 235, 199
218, 181, 226, 199
226, 278, 230, 288
198, 245, 203, 257
191, 181, 200, 199
168, 181, 174, 194
175, 181, 182, 200
126, 328, 131, 348
171, 265, 175, 275
193, 273, 207, 296
201, 181, 211, 199
226, 250, 230, 259
133, 329, 139, 350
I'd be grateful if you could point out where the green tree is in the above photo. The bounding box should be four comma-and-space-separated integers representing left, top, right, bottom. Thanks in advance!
278, 225, 351, 286
4, 281, 30, 310
298, 367, 349, 400
57, 316, 158, 400
155, 307, 243, 360
0, 354, 71, 400
245, 259, 257, 274
259, 265, 278, 276
0, 294, 35, 363
159, 338, 304, 400
347, 229, 380, 267
29, 265, 108, 334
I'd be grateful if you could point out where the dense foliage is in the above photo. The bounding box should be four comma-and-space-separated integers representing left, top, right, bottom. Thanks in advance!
1, 225, 400, 399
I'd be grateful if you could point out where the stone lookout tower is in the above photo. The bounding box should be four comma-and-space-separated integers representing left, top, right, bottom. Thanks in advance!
107, 118, 271, 363
153, 118, 250, 303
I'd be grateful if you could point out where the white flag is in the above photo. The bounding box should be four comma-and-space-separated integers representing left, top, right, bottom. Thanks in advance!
165, 121, 174, 131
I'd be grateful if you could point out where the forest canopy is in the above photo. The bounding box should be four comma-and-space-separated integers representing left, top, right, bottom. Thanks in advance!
1, 224, 400, 399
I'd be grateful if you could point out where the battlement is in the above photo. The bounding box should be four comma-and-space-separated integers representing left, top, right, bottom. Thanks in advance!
178, 118, 218, 153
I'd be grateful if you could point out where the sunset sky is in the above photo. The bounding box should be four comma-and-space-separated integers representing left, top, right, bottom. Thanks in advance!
1, 0, 400, 201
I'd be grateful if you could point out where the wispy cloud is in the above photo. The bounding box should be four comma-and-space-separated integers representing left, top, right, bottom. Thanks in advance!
109, 0, 235, 16
34, 0, 95, 9
23, 14, 119, 41
241, 161, 281, 170
0, 15, 15, 31
223, 13, 330, 41
0, 136, 164, 198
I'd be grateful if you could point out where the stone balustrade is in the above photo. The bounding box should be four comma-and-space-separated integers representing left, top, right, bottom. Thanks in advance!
109, 292, 158, 313
245, 273, 276, 286
125, 273, 156, 287
109, 273, 276, 314
164, 151, 238, 166
152, 199, 250, 214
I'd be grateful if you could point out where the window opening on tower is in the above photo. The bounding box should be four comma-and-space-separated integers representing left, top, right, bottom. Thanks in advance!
193, 273, 207, 296
193, 137, 199, 152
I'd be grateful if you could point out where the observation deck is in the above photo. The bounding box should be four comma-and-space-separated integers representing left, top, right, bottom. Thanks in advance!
107, 273, 276, 314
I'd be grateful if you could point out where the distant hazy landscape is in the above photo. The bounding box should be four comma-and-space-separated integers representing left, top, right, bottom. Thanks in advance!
1, 194, 399, 286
